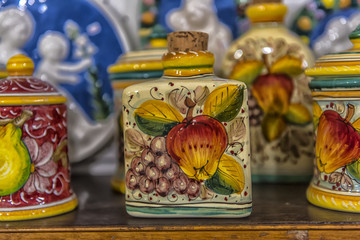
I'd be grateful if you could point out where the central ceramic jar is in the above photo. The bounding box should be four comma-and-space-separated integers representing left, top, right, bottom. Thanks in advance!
306, 27, 360, 213
0, 55, 77, 220
122, 31, 252, 218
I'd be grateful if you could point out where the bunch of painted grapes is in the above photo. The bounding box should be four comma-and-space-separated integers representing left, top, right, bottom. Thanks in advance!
125, 136, 201, 199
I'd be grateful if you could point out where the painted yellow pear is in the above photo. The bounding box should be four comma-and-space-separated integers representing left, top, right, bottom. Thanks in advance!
0, 123, 31, 196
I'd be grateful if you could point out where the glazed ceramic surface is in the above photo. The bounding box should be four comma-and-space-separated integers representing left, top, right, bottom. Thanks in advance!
222, 2, 315, 183
123, 32, 252, 218
0, 0, 130, 164
306, 27, 360, 213
109, 38, 166, 193
0, 55, 77, 221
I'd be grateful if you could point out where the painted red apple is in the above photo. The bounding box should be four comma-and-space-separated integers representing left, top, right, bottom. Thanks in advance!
252, 73, 293, 115
166, 99, 228, 181
316, 104, 360, 173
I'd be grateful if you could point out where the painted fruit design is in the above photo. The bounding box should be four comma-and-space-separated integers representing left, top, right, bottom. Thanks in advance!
0, 123, 31, 196
228, 38, 312, 142
0, 111, 33, 196
316, 104, 360, 173
167, 114, 227, 181
124, 83, 248, 199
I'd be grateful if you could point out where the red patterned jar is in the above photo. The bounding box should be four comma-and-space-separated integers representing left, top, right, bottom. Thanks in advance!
0, 55, 77, 221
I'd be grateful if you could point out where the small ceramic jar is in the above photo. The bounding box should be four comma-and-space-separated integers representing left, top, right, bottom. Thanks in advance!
0, 55, 77, 220
108, 39, 166, 193
222, 0, 315, 182
123, 31, 252, 218
305, 26, 360, 213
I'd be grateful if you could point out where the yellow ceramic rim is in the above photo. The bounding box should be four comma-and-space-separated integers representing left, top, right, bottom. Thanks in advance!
162, 51, 214, 68
246, 3, 287, 23
112, 80, 147, 89
0, 71, 7, 79
111, 178, 125, 193
150, 38, 167, 48
305, 66, 360, 76
0, 95, 67, 105
312, 90, 360, 99
307, 184, 360, 213
163, 68, 213, 77
0, 196, 78, 221
108, 60, 163, 73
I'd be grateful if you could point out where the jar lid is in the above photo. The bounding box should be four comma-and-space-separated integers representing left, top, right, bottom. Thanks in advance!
108, 48, 165, 89
306, 26, 360, 79
246, 0, 287, 23
0, 55, 66, 105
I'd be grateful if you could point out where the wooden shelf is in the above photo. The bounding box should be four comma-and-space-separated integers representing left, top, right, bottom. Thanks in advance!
2, 174, 360, 239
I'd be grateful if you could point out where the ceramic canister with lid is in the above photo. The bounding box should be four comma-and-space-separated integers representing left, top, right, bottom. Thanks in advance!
221, 0, 315, 182
0, 55, 77, 220
108, 36, 166, 193
306, 26, 360, 213
122, 31, 252, 218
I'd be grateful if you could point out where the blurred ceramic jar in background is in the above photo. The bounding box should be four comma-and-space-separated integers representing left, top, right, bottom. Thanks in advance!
222, 0, 315, 183
108, 28, 167, 193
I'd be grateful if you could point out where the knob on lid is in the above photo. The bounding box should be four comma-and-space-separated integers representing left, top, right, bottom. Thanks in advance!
6, 54, 34, 76
167, 31, 208, 52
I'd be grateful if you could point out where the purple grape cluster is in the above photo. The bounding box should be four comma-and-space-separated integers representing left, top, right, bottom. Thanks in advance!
125, 136, 201, 199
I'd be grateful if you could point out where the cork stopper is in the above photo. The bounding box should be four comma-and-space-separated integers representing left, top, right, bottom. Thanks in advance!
167, 31, 208, 52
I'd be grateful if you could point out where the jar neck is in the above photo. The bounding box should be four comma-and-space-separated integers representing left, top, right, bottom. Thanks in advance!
250, 21, 285, 29
162, 51, 215, 77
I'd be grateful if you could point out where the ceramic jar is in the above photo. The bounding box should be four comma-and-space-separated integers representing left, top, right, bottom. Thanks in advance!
0, 55, 77, 220
122, 31, 252, 218
108, 38, 166, 193
221, 0, 315, 182
306, 26, 360, 213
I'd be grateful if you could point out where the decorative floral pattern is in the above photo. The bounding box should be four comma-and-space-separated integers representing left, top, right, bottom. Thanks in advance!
23, 137, 57, 194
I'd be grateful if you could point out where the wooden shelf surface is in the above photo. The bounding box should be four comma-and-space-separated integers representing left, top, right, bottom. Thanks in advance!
2, 174, 360, 239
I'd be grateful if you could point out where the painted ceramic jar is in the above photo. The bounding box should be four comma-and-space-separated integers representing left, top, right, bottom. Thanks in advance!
221, 0, 315, 182
306, 26, 360, 213
123, 31, 252, 218
0, 1, 131, 164
0, 55, 77, 220
108, 39, 166, 193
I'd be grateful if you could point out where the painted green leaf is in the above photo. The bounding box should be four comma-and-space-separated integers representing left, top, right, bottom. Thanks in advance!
203, 84, 244, 122
228, 60, 264, 85
205, 154, 245, 195
261, 113, 286, 142
284, 103, 312, 125
346, 160, 360, 182
134, 100, 184, 136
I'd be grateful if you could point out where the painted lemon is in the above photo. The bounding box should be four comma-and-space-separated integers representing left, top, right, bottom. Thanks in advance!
0, 123, 31, 196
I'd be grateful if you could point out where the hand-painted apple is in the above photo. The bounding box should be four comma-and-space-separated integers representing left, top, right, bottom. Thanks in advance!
252, 73, 293, 115
316, 104, 360, 173
166, 98, 228, 181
